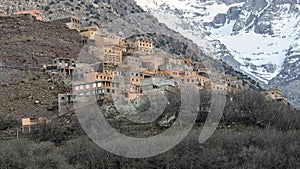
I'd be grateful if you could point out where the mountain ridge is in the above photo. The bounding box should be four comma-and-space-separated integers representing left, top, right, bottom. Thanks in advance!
135, 0, 300, 109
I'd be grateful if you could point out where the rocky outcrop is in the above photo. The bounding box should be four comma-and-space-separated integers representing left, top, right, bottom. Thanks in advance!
227, 6, 241, 20
212, 14, 227, 28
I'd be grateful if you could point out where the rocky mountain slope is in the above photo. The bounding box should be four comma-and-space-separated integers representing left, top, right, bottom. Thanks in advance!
0, 15, 83, 67
0, 0, 262, 88
0, 0, 143, 26
134, 0, 300, 109
0, 15, 83, 128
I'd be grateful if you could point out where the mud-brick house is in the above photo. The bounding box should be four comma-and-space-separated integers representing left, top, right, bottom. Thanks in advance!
73, 80, 105, 97
141, 77, 175, 93
103, 45, 123, 66
89, 34, 123, 69
111, 73, 126, 97
45, 58, 76, 76
21, 117, 49, 133
73, 71, 118, 96
103, 35, 125, 47
223, 75, 244, 94
127, 39, 154, 55
58, 93, 76, 115
126, 75, 144, 93
58, 93, 76, 105
123, 56, 143, 68
164, 69, 195, 84
263, 88, 288, 104
203, 80, 228, 92
15, 9, 43, 21
52, 15, 81, 32
140, 52, 165, 69
80, 25, 99, 39
73, 63, 98, 80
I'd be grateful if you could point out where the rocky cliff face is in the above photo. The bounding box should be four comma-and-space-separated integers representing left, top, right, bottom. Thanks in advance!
135, 0, 300, 109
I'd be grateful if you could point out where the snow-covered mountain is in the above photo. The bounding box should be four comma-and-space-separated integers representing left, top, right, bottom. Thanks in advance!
135, 0, 300, 109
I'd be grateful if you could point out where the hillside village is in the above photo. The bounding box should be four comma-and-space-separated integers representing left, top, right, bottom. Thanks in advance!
0, 4, 299, 169
2, 9, 290, 132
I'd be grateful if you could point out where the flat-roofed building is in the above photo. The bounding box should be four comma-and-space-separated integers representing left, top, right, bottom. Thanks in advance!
103, 35, 125, 47
80, 25, 99, 39
128, 39, 154, 54
90, 34, 123, 69
45, 58, 76, 76
123, 56, 142, 68
205, 82, 227, 91
58, 93, 77, 115
15, 9, 43, 21
223, 75, 243, 94
104, 46, 123, 66
263, 88, 288, 104
21, 117, 49, 133
140, 52, 165, 69
196, 74, 210, 87
52, 16, 81, 32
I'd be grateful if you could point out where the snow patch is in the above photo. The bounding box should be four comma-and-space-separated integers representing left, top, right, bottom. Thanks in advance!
134, 0, 300, 84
